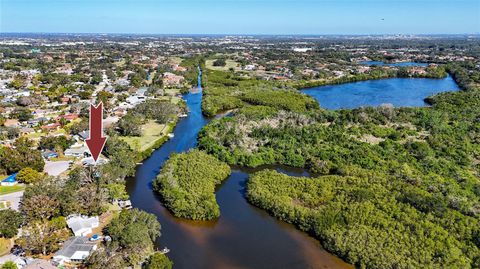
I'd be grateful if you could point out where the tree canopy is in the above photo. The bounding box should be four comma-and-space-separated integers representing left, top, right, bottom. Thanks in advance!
153, 150, 231, 220
0, 209, 23, 238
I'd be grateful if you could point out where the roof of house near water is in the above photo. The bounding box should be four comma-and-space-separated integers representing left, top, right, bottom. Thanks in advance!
23, 259, 58, 269
53, 236, 97, 264
66, 215, 100, 236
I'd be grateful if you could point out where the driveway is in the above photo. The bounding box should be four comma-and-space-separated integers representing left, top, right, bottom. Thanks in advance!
0, 191, 24, 211
0, 254, 27, 268
44, 161, 71, 176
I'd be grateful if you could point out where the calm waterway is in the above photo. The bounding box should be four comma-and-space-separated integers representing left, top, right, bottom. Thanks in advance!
126, 71, 352, 269
302, 74, 459, 109
127, 69, 459, 268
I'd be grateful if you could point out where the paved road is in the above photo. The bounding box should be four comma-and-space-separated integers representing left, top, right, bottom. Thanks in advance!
44, 161, 70, 176
0, 191, 24, 211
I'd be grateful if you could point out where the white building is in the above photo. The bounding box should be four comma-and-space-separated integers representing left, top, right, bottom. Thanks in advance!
244, 64, 256, 71
66, 215, 100, 237
126, 95, 146, 106
64, 146, 89, 158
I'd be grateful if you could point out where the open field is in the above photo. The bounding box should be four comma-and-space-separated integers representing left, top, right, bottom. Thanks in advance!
206, 59, 241, 71
120, 120, 168, 152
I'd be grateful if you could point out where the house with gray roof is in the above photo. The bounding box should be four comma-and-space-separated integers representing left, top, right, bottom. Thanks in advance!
52, 237, 97, 265
78, 130, 89, 141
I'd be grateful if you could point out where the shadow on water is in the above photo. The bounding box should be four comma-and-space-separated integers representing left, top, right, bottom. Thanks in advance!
126, 70, 353, 269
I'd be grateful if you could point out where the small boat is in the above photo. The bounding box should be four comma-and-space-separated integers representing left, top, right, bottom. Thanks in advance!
167, 133, 175, 138
160, 247, 170, 254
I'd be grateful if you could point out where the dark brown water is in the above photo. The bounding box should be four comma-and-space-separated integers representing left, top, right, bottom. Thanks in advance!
126, 71, 352, 269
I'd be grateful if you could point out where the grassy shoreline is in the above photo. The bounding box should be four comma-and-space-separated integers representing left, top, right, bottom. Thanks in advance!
130, 120, 178, 161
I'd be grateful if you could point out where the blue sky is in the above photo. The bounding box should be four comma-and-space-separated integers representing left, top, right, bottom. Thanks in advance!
1, 0, 479, 34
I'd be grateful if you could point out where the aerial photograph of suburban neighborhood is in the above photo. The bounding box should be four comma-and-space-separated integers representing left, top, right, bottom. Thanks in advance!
0, 0, 479, 268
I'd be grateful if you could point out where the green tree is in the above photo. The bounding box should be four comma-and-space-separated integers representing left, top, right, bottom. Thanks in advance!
10, 108, 32, 122
213, 58, 226, 67
106, 209, 161, 265
16, 219, 69, 256
97, 91, 113, 109
0, 138, 44, 174
101, 136, 138, 181
85, 246, 126, 269
21, 193, 60, 221
39, 135, 74, 151
144, 252, 173, 269
1, 261, 17, 269
0, 209, 23, 238
153, 150, 231, 220
16, 167, 43, 184
106, 183, 129, 201
117, 114, 143, 136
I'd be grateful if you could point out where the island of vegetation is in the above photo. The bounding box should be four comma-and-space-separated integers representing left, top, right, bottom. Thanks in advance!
153, 150, 231, 220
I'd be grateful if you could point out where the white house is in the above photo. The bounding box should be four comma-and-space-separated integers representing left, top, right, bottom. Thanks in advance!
52, 237, 97, 265
244, 64, 256, 71
66, 215, 100, 237
126, 95, 146, 106
64, 146, 89, 158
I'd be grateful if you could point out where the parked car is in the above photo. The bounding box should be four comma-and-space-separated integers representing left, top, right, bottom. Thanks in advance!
89, 234, 101, 241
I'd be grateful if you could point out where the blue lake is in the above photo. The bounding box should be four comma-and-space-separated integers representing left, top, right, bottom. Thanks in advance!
359, 61, 429, 67
302, 75, 460, 110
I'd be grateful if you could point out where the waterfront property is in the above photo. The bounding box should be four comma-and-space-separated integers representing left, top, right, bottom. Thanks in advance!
66, 215, 100, 237
52, 237, 97, 265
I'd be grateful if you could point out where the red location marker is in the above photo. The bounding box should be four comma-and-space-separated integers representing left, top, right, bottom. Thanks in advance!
86, 102, 107, 163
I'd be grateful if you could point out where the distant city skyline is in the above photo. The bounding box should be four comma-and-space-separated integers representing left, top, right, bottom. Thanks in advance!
1, 0, 479, 35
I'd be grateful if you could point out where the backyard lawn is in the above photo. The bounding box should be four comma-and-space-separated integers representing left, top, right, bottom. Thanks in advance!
0, 238, 12, 256
0, 185, 25, 195
120, 120, 169, 152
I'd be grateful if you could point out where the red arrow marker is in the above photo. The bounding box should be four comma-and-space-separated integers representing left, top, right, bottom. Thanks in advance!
86, 102, 107, 163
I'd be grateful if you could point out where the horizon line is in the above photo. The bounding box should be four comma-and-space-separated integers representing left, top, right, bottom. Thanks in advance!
1, 32, 480, 37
